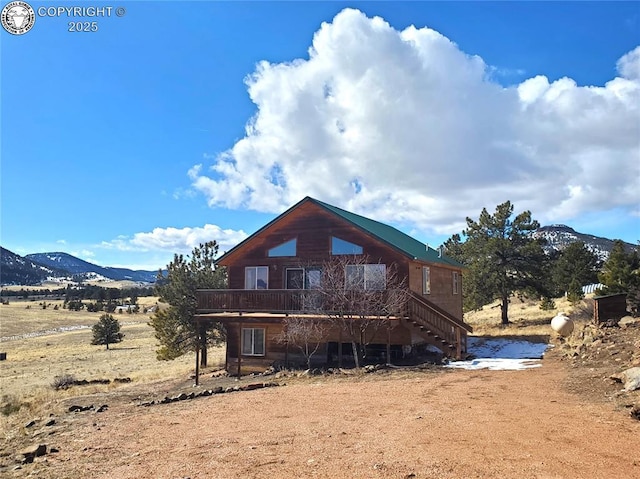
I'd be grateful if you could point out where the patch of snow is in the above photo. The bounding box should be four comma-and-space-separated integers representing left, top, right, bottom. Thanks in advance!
446, 337, 550, 371
83, 272, 111, 282
446, 358, 543, 371
46, 276, 72, 283
0, 325, 92, 342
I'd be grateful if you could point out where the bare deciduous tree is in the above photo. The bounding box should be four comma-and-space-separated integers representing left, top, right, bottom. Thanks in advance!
316, 255, 409, 369
276, 316, 327, 370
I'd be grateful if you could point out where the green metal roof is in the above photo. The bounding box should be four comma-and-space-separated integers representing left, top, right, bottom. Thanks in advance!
216, 196, 463, 268
311, 198, 463, 268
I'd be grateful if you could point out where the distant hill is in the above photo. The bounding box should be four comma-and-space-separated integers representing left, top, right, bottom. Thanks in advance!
0, 249, 158, 286
533, 224, 638, 262
0, 247, 67, 285
25, 252, 158, 283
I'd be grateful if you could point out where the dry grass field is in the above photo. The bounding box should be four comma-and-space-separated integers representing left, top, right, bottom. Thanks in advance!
0, 297, 225, 418
0, 292, 590, 408
1, 296, 158, 338
463, 294, 593, 336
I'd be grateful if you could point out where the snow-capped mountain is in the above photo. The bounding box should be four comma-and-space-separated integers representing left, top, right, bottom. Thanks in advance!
533, 224, 638, 262
25, 252, 158, 283
0, 247, 67, 285
0, 249, 158, 285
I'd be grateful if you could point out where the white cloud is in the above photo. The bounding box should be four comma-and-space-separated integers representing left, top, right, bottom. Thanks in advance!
189, 8, 640, 236
617, 46, 640, 80
101, 225, 248, 257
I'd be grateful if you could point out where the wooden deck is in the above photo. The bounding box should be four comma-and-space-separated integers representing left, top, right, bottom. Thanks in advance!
196, 289, 472, 359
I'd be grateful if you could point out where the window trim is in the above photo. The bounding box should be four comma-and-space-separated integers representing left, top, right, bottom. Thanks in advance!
241, 327, 265, 356
452, 271, 459, 295
422, 266, 431, 295
245, 266, 269, 290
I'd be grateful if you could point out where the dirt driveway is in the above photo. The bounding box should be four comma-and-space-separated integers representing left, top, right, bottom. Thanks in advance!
15, 352, 639, 479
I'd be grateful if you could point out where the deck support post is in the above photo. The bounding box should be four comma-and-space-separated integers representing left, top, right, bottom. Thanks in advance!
386, 319, 392, 365
237, 319, 243, 378
194, 345, 200, 386
284, 322, 289, 368
338, 327, 343, 368
224, 324, 230, 372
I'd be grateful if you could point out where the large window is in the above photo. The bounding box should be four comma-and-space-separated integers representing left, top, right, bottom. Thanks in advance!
268, 238, 297, 257
305, 268, 322, 289
331, 236, 363, 255
452, 271, 459, 295
422, 266, 431, 295
245, 266, 269, 289
285, 267, 322, 289
345, 264, 386, 290
241, 328, 265, 356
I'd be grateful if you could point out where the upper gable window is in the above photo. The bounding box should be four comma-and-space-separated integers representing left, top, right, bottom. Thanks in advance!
268, 238, 297, 257
331, 236, 363, 255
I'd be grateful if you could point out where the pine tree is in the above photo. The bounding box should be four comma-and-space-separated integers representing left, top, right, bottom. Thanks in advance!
149, 241, 227, 365
566, 279, 585, 305
552, 241, 599, 296
91, 314, 124, 350
598, 240, 639, 295
445, 201, 550, 324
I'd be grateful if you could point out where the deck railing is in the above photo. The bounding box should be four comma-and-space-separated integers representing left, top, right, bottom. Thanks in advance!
197, 289, 471, 328
196, 289, 404, 316
197, 289, 317, 314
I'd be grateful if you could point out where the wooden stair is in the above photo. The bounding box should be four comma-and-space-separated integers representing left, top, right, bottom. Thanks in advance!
404, 292, 473, 359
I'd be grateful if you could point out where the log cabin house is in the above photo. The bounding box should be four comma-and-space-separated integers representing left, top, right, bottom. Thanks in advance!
196, 197, 472, 374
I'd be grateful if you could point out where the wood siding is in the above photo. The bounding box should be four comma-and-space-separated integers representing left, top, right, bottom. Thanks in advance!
224, 319, 412, 372
408, 261, 463, 320
222, 201, 411, 290
593, 294, 628, 323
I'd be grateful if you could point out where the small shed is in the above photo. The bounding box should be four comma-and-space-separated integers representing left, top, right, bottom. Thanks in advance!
593, 293, 628, 323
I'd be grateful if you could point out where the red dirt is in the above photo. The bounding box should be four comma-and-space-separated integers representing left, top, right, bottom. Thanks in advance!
7, 350, 640, 479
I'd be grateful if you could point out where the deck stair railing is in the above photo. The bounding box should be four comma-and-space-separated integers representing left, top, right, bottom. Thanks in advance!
405, 292, 472, 359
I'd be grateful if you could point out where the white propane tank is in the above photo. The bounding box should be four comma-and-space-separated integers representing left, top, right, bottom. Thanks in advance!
551, 313, 574, 337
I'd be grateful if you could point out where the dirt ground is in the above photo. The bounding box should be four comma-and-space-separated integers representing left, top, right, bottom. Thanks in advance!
2, 321, 639, 479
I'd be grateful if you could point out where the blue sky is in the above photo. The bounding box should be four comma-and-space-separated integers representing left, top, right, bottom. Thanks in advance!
1, 1, 639, 271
